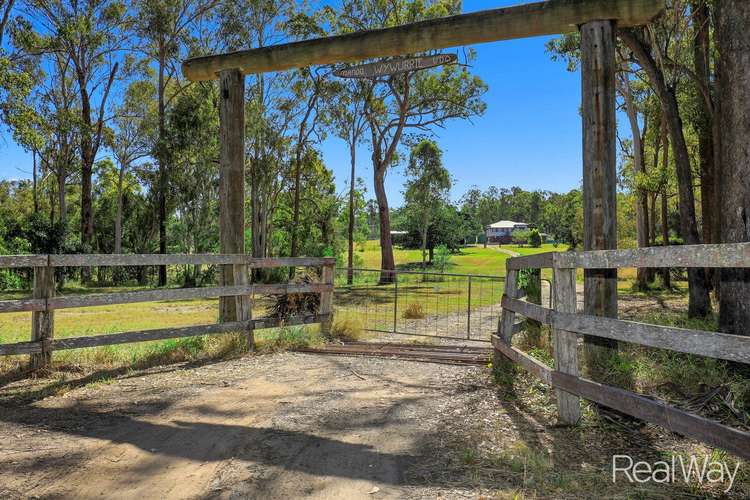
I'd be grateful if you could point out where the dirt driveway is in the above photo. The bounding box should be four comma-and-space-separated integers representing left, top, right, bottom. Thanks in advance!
1, 349, 743, 499
0, 353, 490, 499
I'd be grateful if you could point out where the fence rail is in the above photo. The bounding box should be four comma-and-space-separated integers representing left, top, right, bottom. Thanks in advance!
496, 242, 750, 461
0, 254, 335, 367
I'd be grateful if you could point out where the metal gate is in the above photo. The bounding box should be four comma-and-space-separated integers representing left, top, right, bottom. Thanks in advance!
334, 268, 505, 342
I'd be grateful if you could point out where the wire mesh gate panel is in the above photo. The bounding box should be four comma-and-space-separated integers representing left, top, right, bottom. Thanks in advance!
334, 268, 505, 342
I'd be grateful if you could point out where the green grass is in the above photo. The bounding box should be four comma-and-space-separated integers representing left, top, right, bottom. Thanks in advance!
0, 284, 319, 376
354, 240, 563, 277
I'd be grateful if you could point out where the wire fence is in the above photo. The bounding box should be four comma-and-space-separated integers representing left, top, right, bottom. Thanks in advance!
333, 268, 510, 342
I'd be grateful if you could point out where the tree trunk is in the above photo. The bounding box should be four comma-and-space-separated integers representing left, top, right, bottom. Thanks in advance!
660, 126, 672, 289
692, 0, 718, 291
716, 0, 750, 336
421, 212, 429, 270
157, 45, 168, 287
347, 143, 356, 285
661, 188, 672, 289
620, 29, 711, 317
57, 168, 66, 227
620, 71, 650, 290
288, 149, 303, 281
692, 0, 716, 248
32, 150, 38, 214
374, 166, 395, 284
75, 61, 100, 285
115, 164, 125, 255
649, 193, 657, 246
113, 162, 125, 284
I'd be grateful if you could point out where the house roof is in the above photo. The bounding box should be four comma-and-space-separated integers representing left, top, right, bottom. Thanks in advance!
487, 220, 528, 229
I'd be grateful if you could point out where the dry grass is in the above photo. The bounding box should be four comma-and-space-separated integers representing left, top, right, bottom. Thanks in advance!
402, 303, 426, 319
329, 316, 368, 342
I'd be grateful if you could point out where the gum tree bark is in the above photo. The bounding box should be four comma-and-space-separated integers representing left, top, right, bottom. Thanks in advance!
716, 0, 750, 336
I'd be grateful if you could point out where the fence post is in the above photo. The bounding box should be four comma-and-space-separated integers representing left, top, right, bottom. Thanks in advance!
393, 271, 398, 334
31, 257, 55, 370
466, 275, 472, 339
495, 267, 519, 370
218, 68, 250, 324
239, 264, 253, 350
552, 256, 581, 425
320, 263, 334, 336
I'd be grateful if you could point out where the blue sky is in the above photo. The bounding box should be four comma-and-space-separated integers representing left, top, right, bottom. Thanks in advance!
0, 0, 588, 207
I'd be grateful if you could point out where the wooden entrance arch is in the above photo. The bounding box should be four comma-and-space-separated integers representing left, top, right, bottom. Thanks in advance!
181, 0, 664, 421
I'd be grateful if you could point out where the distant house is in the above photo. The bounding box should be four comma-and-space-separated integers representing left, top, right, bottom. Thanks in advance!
390, 230, 408, 245
485, 220, 529, 244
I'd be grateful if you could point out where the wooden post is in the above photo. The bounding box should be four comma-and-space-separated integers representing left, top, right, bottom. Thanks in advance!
320, 263, 334, 336
495, 267, 519, 369
499, 269, 519, 343
553, 261, 581, 424
218, 69, 251, 330
31, 260, 55, 370
581, 20, 618, 377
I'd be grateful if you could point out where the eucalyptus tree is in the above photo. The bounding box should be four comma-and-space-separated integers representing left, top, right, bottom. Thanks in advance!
107, 80, 155, 257
330, 78, 369, 283
716, 0, 750, 336
617, 62, 651, 289
20, 0, 130, 279
404, 139, 451, 272
333, 0, 487, 284
135, 0, 218, 285
284, 66, 334, 263
219, 0, 297, 265
548, 9, 712, 317
619, 26, 711, 317
164, 81, 220, 286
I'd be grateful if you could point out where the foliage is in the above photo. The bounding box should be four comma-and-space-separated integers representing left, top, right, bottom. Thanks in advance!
329, 316, 366, 342
528, 229, 542, 248
433, 244, 452, 273
511, 229, 531, 246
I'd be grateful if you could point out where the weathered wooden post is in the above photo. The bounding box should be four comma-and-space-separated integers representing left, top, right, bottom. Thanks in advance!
319, 262, 335, 336
552, 255, 581, 424
581, 20, 618, 377
31, 259, 55, 370
218, 69, 251, 336
494, 266, 519, 372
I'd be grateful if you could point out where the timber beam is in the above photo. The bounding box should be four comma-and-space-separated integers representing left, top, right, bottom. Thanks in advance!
183, 0, 664, 81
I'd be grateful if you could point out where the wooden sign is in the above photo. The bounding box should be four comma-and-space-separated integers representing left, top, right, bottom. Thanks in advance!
334, 54, 458, 79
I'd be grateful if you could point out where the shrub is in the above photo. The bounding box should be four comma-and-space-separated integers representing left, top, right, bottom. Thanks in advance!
529, 229, 542, 248
0, 270, 23, 290
402, 303, 425, 319
263, 326, 319, 351
433, 244, 452, 273
511, 229, 531, 246
329, 316, 366, 341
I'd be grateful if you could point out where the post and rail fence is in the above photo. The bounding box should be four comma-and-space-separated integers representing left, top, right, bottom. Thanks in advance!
495, 242, 750, 461
0, 254, 335, 368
